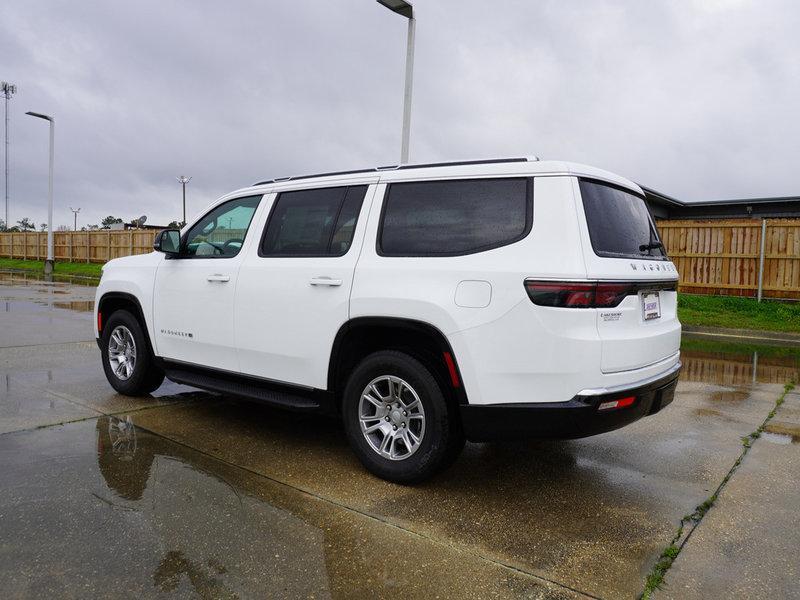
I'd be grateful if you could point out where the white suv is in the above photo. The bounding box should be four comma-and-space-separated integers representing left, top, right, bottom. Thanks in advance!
95, 158, 681, 482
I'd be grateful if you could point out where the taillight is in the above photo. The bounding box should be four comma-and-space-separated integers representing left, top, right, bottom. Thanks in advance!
524, 281, 633, 308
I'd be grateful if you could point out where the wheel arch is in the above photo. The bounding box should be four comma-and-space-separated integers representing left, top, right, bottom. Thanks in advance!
328, 317, 469, 409
97, 292, 156, 356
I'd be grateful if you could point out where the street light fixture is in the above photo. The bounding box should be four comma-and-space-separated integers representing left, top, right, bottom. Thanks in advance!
69, 206, 80, 231
376, 0, 415, 164
25, 111, 55, 274
177, 175, 191, 226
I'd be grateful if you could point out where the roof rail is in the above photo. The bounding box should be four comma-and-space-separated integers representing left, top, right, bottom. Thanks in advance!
251, 157, 537, 186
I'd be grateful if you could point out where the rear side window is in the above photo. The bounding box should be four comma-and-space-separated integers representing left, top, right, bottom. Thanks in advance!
579, 179, 666, 260
379, 178, 531, 256
260, 186, 367, 257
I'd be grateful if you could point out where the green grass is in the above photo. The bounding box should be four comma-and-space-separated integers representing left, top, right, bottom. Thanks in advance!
0, 257, 102, 279
678, 293, 800, 334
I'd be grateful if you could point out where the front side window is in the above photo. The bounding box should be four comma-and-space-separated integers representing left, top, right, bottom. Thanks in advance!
183, 195, 261, 258
260, 186, 367, 257
379, 178, 531, 256
579, 179, 666, 260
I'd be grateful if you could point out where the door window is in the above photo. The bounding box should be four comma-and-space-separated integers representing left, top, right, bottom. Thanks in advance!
183, 195, 262, 258
260, 186, 368, 257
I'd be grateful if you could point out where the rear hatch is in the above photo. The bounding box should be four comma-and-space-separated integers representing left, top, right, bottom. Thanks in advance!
576, 178, 681, 373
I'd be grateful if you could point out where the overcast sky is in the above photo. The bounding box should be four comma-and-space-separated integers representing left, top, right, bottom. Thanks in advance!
2, 0, 798, 228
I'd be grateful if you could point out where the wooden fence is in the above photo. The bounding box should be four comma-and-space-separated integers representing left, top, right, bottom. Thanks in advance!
2, 219, 799, 299
0, 230, 157, 263
657, 218, 800, 300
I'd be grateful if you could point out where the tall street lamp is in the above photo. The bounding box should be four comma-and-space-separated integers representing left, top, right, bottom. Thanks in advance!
25, 111, 55, 274
376, 0, 415, 164
2, 82, 16, 231
177, 175, 191, 226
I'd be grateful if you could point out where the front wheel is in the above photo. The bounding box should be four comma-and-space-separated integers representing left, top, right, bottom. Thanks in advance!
101, 310, 165, 396
342, 351, 464, 483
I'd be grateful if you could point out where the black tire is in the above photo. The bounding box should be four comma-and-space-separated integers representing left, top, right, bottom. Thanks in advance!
342, 350, 464, 483
101, 310, 165, 396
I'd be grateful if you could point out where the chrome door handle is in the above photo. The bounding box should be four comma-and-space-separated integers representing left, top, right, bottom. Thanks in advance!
206, 274, 230, 282
309, 277, 342, 286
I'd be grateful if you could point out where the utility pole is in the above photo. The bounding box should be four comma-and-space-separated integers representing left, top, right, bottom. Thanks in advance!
177, 175, 191, 226
2, 82, 16, 230
69, 206, 80, 231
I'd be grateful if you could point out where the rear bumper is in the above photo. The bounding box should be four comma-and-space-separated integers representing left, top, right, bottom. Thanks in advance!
460, 361, 681, 442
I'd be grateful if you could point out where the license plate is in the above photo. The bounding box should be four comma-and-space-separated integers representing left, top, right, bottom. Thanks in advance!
641, 291, 661, 321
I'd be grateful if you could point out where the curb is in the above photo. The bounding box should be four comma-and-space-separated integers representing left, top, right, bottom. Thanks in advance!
682, 325, 800, 347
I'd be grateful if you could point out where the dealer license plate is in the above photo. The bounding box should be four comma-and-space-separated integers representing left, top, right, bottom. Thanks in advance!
641, 291, 661, 321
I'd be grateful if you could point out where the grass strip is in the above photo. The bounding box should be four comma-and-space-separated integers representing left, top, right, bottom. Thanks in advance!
641, 380, 797, 599
678, 293, 800, 334
0, 257, 102, 279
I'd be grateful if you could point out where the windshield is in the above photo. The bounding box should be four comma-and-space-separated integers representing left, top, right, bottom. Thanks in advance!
579, 179, 666, 260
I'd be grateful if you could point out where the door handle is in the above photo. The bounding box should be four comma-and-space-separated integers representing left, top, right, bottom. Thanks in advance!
206, 274, 230, 282
309, 277, 342, 287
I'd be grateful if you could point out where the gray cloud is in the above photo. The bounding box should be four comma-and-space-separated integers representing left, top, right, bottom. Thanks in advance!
2, 0, 798, 228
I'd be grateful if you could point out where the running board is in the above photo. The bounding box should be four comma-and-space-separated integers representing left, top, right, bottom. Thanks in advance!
163, 364, 329, 412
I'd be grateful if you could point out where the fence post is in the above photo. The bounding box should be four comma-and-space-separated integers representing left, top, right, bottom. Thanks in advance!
23, 233, 27, 260
86, 233, 90, 263
756, 218, 767, 302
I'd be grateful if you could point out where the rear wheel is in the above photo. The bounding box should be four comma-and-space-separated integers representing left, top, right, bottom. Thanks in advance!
343, 351, 464, 483
101, 310, 165, 396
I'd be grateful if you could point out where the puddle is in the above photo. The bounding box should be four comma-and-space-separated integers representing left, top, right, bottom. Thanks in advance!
763, 423, 800, 444
681, 339, 800, 386
710, 390, 750, 403
761, 432, 795, 445
0, 416, 550, 598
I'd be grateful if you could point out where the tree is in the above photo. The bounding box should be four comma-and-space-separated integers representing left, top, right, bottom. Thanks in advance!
167, 220, 184, 229
0, 218, 5, 231
40, 223, 48, 232
56, 225, 71, 231
101, 216, 123, 229
16, 217, 35, 231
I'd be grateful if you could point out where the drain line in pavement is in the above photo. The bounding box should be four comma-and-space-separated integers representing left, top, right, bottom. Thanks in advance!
641, 381, 796, 599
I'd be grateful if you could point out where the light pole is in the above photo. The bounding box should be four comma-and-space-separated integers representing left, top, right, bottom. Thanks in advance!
25, 111, 55, 274
376, 0, 415, 164
177, 175, 191, 226
69, 206, 80, 231
2, 82, 16, 231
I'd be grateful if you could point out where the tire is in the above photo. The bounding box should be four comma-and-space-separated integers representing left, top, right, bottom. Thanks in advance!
101, 309, 165, 396
342, 350, 464, 483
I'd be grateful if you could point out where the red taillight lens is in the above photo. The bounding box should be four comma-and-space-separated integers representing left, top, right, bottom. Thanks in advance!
524, 281, 632, 308
594, 283, 633, 308
524, 282, 595, 307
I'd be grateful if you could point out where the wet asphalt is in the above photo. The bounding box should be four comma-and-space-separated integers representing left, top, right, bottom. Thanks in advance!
0, 270, 798, 599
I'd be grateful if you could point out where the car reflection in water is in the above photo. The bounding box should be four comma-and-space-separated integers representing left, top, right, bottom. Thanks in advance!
94, 415, 332, 598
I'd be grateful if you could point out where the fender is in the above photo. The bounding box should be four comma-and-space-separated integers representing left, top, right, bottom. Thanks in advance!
327, 316, 469, 405
96, 292, 156, 357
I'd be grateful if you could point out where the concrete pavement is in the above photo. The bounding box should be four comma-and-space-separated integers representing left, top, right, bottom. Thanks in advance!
1, 269, 798, 599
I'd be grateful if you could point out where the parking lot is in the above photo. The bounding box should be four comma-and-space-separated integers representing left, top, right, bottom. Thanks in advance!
1, 271, 798, 599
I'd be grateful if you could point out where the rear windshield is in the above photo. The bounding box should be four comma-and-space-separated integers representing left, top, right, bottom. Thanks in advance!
579, 179, 666, 260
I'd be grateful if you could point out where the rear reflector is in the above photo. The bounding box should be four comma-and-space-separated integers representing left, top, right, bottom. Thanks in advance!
97, 311, 102, 333
598, 396, 636, 411
443, 352, 460, 388
524, 279, 677, 309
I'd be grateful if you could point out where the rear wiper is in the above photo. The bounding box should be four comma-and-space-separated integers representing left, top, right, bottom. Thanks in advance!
639, 241, 663, 252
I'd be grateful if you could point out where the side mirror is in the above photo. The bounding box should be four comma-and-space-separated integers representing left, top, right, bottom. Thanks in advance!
153, 229, 181, 256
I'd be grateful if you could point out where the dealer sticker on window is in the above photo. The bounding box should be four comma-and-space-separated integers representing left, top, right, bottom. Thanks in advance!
641, 291, 661, 321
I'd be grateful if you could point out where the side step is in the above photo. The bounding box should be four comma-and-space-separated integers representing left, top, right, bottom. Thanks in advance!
163, 365, 324, 412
